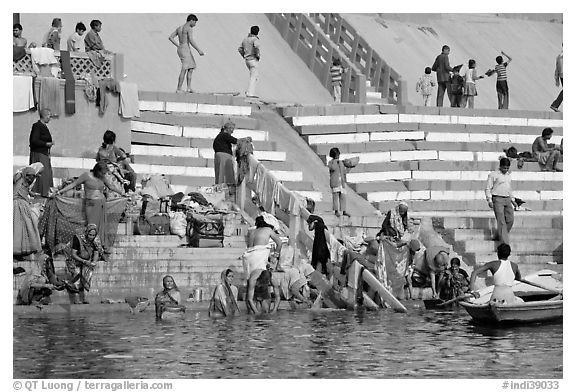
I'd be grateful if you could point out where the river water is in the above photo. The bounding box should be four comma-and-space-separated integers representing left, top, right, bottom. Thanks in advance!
13, 304, 562, 379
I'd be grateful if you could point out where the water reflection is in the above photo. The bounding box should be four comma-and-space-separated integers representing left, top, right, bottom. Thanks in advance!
14, 307, 562, 379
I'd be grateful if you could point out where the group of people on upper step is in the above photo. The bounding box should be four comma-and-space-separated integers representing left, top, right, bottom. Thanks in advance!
416, 44, 563, 112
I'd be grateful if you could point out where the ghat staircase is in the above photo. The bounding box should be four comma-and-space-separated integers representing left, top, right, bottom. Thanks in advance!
14, 95, 563, 304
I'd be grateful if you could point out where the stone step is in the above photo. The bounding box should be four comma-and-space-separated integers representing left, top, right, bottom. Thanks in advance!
351, 179, 563, 195
303, 129, 562, 146
164, 175, 316, 192
450, 228, 563, 241
280, 104, 563, 122
347, 160, 556, 173
312, 140, 416, 154
139, 90, 250, 107
288, 112, 562, 131
136, 111, 259, 130
113, 235, 186, 247
348, 169, 562, 183
376, 199, 562, 212
130, 163, 300, 181
130, 145, 286, 162
131, 155, 294, 171
365, 190, 562, 203
109, 247, 245, 259
404, 180, 562, 192
131, 131, 276, 150
466, 252, 563, 266
280, 103, 384, 118
297, 122, 419, 135
90, 271, 246, 287
132, 120, 267, 141
457, 239, 561, 253
95, 260, 247, 272
437, 215, 563, 230
140, 99, 251, 117
325, 150, 560, 165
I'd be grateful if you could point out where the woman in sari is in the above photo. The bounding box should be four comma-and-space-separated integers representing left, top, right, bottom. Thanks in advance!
209, 269, 241, 318
377, 201, 410, 242
13, 164, 44, 259
96, 130, 136, 191
64, 223, 102, 304
307, 215, 331, 276
55, 162, 125, 250
155, 275, 186, 320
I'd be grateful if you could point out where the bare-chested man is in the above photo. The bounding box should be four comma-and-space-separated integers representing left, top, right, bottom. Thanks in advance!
13, 23, 28, 47
168, 14, 205, 93
243, 215, 283, 276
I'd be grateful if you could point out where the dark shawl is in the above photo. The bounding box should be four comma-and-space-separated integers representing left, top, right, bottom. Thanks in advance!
307, 215, 330, 275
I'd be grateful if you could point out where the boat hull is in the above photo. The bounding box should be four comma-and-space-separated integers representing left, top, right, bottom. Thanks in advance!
460, 300, 563, 325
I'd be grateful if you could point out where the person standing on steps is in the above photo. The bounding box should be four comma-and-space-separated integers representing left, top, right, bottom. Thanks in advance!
169, 14, 205, 93
485, 157, 517, 245
485, 51, 512, 110
550, 46, 563, 112
416, 66, 436, 107
328, 147, 358, 217
238, 25, 261, 98
431, 45, 452, 107
29, 109, 54, 198
212, 121, 237, 185
330, 58, 346, 103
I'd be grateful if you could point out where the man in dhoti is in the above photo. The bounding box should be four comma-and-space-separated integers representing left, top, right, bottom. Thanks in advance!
242, 215, 283, 277
169, 14, 205, 93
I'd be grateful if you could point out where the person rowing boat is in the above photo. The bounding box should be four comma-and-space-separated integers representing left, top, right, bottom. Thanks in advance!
469, 243, 523, 304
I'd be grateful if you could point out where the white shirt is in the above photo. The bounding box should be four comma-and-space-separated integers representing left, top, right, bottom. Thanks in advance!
485, 170, 514, 201
67, 32, 84, 52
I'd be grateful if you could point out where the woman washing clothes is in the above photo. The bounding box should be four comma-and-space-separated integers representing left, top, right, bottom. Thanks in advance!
377, 201, 412, 244
63, 223, 103, 304
208, 269, 241, 317
54, 162, 126, 251
13, 164, 44, 260
155, 275, 186, 319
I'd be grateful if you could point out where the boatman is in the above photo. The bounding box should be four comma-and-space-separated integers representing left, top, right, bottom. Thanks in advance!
469, 243, 523, 304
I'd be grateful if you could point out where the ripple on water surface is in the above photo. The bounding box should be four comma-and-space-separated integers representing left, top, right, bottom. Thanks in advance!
13, 308, 562, 379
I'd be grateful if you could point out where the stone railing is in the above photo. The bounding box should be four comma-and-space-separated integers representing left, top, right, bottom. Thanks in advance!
266, 13, 367, 104
309, 13, 408, 105
13, 51, 124, 81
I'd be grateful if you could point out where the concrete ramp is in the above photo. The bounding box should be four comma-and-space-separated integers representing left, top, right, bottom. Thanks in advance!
343, 13, 562, 111
20, 13, 333, 104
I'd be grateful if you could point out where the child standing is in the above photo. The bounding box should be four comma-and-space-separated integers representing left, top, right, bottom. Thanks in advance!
462, 59, 484, 109
416, 67, 436, 106
449, 65, 464, 107
486, 51, 512, 109
330, 58, 346, 103
328, 147, 357, 217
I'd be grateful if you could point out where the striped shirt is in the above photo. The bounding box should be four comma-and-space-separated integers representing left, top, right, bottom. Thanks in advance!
330, 65, 344, 85
494, 62, 508, 81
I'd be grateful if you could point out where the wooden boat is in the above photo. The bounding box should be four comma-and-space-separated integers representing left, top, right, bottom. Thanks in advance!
460, 294, 562, 325
461, 269, 562, 324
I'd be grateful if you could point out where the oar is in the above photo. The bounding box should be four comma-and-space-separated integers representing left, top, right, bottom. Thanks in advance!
518, 278, 562, 295
437, 293, 474, 307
